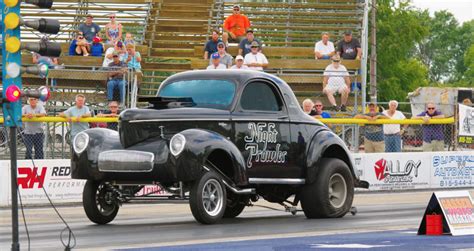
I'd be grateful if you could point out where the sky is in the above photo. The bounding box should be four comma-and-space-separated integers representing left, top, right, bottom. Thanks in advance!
410, 0, 473, 24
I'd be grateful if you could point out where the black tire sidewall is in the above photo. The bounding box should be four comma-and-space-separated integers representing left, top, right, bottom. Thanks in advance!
301, 158, 354, 218
189, 171, 227, 224
83, 180, 119, 225
223, 193, 249, 218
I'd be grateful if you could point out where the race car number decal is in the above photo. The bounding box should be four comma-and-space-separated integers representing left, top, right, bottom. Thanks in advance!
244, 122, 288, 168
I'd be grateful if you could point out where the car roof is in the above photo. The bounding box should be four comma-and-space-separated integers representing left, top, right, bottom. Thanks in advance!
159, 70, 291, 93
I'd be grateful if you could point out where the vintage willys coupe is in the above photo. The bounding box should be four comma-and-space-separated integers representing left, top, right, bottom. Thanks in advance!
71, 70, 368, 224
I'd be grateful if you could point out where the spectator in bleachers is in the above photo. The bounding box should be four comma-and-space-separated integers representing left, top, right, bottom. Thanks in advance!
231, 55, 249, 69
239, 29, 261, 56
222, 5, 251, 46
32, 52, 59, 69
206, 53, 226, 70
59, 94, 91, 141
124, 32, 135, 46
413, 102, 445, 152
244, 41, 268, 71
204, 29, 222, 59
70, 32, 90, 56
125, 43, 142, 71
355, 103, 388, 153
105, 13, 122, 45
97, 101, 120, 131
322, 55, 350, 111
107, 51, 128, 103
382, 100, 406, 152
314, 32, 335, 60
209, 42, 233, 68
313, 100, 331, 119
302, 99, 318, 116
79, 14, 101, 43
336, 30, 361, 60
91, 36, 104, 57
22, 97, 47, 159
103, 41, 124, 67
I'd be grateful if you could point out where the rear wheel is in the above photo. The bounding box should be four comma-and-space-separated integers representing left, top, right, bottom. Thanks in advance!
83, 180, 120, 224
300, 158, 354, 218
189, 171, 227, 224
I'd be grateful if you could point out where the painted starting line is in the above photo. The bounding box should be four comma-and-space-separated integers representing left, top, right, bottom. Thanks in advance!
117, 229, 474, 251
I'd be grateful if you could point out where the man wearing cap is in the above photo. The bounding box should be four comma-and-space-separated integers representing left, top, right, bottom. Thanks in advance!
314, 32, 335, 60
107, 51, 128, 102
79, 14, 101, 43
209, 42, 233, 68
103, 40, 125, 67
337, 30, 361, 60
231, 55, 249, 69
322, 55, 351, 111
244, 41, 268, 71
207, 53, 227, 70
223, 5, 251, 45
354, 103, 388, 153
239, 30, 261, 56
22, 97, 47, 159
204, 29, 223, 59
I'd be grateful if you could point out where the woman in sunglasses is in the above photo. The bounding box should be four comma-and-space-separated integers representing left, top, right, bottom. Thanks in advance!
105, 13, 123, 45
69, 32, 90, 56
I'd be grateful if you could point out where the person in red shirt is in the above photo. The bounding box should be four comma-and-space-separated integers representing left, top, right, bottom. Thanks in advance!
223, 5, 251, 45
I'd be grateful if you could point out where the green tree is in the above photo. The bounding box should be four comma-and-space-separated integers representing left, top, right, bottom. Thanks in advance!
453, 20, 474, 82
464, 44, 474, 84
374, 0, 430, 102
416, 11, 460, 82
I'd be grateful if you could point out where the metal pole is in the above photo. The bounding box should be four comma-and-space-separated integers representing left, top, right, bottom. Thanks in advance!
10, 126, 20, 251
369, 0, 377, 103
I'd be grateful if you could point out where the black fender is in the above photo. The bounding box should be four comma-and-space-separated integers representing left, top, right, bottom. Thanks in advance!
306, 129, 359, 185
175, 129, 248, 186
71, 128, 123, 179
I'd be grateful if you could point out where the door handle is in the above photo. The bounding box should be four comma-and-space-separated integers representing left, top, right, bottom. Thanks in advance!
278, 115, 289, 120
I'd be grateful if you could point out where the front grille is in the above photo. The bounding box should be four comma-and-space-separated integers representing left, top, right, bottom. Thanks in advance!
98, 150, 154, 172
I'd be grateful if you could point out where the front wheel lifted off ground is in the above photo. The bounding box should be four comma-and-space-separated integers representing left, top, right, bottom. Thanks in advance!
189, 171, 227, 224
83, 180, 120, 225
300, 158, 354, 218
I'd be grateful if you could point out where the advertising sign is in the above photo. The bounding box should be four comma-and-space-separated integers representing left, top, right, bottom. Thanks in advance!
355, 153, 431, 191
437, 191, 474, 235
458, 104, 474, 145
432, 153, 474, 188
11, 159, 86, 205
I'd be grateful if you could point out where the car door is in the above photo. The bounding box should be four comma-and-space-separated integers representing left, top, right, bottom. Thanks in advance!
231, 80, 300, 181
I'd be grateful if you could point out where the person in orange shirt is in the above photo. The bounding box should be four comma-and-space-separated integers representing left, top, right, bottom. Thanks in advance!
223, 5, 251, 45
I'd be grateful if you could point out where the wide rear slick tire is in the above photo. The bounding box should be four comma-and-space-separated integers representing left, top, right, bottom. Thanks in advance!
83, 180, 120, 225
189, 171, 227, 224
300, 158, 354, 218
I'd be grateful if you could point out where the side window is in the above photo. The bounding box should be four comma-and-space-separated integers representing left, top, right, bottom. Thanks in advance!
240, 81, 283, 111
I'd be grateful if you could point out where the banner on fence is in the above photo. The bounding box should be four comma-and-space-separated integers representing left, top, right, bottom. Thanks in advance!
354, 153, 431, 191
0, 151, 473, 206
458, 104, 474, 145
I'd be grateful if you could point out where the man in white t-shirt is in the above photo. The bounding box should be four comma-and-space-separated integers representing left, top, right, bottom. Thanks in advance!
231, 55, 250, 69
244, 41, 268, 71
314, 32, 335, 60
206, 53, 227, 70
322, 55, 350, 111
102, 41, 125, 67
382, 100, 406, 152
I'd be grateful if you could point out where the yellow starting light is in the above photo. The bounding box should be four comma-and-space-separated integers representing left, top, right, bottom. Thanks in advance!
4, 0, 19, 7
5, 37, 21, 53
4, 13, 20, 30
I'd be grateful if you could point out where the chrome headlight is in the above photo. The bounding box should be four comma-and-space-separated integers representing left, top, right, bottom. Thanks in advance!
73, 132, 89, 154
169, 133, 186, 156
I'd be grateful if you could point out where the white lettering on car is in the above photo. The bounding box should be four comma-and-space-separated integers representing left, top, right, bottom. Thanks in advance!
244, 122, 288, 168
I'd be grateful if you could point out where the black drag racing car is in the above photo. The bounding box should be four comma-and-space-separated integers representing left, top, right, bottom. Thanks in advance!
71, 70, 369, 224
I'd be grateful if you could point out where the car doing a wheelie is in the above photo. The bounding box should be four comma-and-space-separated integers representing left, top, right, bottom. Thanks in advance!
71, 70, 369, 225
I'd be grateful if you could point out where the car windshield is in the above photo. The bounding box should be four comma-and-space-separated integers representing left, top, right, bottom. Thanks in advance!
158, 79, 236, 109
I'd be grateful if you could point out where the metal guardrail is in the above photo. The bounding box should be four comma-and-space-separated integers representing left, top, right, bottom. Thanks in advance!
0, 117, 460, 160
